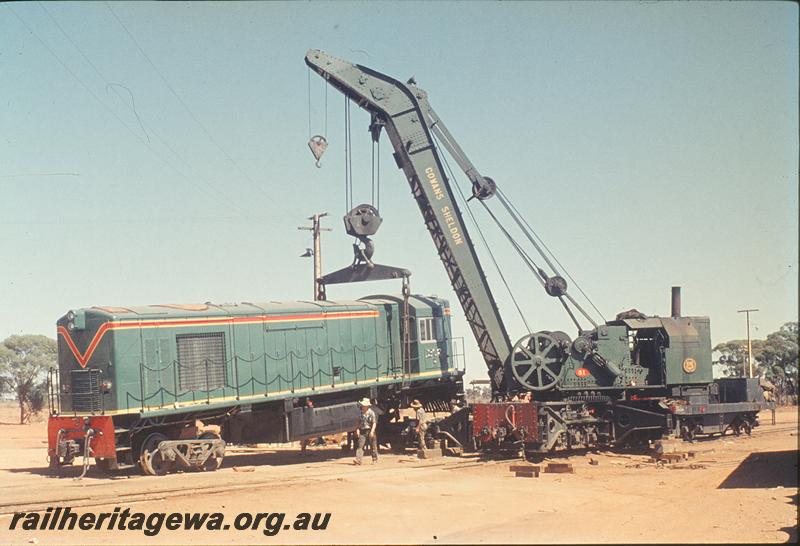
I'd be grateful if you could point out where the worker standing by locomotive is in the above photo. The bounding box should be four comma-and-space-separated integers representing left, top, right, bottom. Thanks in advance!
354, 398, 378, 465
411, 400, 427, 449
300, 398, 314, 456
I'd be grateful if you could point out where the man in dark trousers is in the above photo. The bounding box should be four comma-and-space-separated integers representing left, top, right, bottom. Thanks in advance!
300, 398, 323, 456
411, 399, 427, 449
354, 398, 378, 465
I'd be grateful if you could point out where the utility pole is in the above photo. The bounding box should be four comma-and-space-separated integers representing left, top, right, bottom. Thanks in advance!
737, 308, 759, 378
298, 212, 332, 301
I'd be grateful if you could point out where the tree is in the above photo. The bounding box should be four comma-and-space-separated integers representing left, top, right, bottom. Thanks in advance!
713, 322, 798, 404
465, 384, 492, 403
0, 335, 57, 424
713, 339, 764, 378
758, 322, 798, 404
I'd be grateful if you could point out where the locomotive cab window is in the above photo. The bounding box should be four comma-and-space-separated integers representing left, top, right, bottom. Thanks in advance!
176, 332, 227, 392
418, 317, 437, 343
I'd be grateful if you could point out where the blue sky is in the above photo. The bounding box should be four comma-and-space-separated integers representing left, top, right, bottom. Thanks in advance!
1, 1, 797, 382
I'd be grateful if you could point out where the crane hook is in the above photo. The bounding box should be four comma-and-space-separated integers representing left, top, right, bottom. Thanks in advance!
308, 135, 328, 168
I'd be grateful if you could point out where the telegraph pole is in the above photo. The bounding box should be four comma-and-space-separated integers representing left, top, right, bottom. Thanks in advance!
737, 308, 759, 378
298, 212, 332, 300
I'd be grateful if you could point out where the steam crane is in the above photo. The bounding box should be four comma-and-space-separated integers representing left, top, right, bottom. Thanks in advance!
305, 49, 772, 454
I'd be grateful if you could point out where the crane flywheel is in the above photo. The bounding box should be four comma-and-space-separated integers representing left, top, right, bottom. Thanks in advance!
510, 331, 571, 391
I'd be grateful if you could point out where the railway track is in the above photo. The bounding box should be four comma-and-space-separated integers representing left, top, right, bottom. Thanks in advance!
2, 421, 794, 516
0, 455, 488, 516
749, 424, 797, 436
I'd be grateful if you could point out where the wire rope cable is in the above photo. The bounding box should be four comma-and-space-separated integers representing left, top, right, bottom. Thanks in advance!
497, 187, 606, 323
432, 133, 532, 333
477, 199, 595, 329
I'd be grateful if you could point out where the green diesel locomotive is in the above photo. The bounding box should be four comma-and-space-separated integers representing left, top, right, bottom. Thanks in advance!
48, 294, 464, 475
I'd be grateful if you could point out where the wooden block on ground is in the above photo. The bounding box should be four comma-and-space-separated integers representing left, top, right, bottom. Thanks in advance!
510, 465, 541, 477
544, 463, 574, 474
417, 448, 442, 459
509, 464, 541, 473
653, 439, 682, 455
661, 453, 684, 462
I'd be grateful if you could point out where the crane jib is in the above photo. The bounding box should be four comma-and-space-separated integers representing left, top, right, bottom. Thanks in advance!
305, 49, 513, 395
425, 167, 446, 200
425, 168, 463, 245
440, 206, 464, 246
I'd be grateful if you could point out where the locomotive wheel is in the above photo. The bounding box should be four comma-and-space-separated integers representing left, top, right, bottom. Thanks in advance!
510, 331, 568, 391
199, 432, 224, 472
139, 433, 172, 476
741, 420, 752, 436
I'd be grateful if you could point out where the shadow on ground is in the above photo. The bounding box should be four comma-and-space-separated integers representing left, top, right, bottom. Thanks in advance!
223, 446, 361, 468
779, 522, 797, 544
718, 450, 799, 489
7, 463, 140, 480
5, 446, 386, 480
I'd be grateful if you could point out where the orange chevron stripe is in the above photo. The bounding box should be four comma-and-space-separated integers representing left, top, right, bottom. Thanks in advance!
57, 310, 380, 369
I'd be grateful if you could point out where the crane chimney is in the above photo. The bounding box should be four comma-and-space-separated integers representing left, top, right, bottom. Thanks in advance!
671, 286, 681, 318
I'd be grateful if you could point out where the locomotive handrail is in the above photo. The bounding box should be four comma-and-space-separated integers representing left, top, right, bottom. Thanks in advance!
47, 367, 61, 415
140, 356, 232, 375
123, 335, 461, 411
74, 343, 464, 412
57, 333, 463, 412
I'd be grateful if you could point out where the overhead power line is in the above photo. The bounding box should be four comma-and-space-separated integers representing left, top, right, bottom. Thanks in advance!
32, 2, 250, 217
0, 172, 80, 178
104, 2, 274, 203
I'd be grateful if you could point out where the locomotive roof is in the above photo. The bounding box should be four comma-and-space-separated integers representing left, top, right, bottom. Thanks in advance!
59, 294, 451, 324
360, 294, 449, 309
67, 299, 377, 322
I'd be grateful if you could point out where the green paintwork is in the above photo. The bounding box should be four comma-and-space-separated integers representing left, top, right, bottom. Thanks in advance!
361, 294, 454, 375
556, 316, 713, 391
55, 295, 458, 417
662, 317, 712, 385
